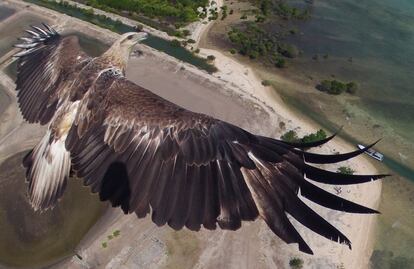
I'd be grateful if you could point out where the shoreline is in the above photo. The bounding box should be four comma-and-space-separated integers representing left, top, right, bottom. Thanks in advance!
196, 18, 382, 269
0, 1, 382, 268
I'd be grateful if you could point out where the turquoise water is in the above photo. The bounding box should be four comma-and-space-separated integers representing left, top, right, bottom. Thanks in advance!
288, 0, 414, 142
280, 1, 414, 267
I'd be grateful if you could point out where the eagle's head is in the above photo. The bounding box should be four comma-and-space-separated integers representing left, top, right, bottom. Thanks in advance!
103, 31, 148, 70
118, 32, 148, 48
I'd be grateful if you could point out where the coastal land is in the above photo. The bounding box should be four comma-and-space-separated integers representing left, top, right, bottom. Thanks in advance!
0, 1, 382, 268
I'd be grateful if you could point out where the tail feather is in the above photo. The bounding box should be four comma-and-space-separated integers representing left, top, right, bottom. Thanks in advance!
24, 131, 71, 211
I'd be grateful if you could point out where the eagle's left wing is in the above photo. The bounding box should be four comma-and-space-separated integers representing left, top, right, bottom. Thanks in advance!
14, 24, 91, 125
65, 72, 386, 254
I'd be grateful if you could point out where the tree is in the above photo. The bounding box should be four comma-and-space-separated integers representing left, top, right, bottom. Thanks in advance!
261, 80, 271, 86
289, 257, 304, 269
278, 43, 299, 58
281, 130, 299, 143
337, 166, 355, 175
301, 129, 327, 143
275, 58, 286, 68
317, 80, 351, 95
135, 24, 144, 31
170, 39, 181, 47
346, 82, 358, 94
207, 55, 216, 61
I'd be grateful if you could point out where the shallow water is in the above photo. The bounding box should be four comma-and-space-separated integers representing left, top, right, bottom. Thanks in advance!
286, 0, 414, 157
0, 151, 106, 268
0, 5, 15, 22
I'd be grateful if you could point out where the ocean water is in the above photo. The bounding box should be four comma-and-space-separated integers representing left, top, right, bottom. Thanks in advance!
285, 0, 414, 160
282, 0, 414, 267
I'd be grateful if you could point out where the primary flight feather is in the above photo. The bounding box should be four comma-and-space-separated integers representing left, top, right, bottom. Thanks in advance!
14, 24, 387, 254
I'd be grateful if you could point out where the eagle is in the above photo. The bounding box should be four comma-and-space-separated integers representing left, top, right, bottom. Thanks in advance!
13, 24, 386, 254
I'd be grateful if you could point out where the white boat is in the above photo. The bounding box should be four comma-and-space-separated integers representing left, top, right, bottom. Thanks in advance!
357, 144, 384, 161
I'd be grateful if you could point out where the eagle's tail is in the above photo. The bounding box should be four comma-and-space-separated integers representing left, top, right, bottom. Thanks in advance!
23, 130, 71, 211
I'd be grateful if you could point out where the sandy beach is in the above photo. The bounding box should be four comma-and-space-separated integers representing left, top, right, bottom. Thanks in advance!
0, 1, 382, 268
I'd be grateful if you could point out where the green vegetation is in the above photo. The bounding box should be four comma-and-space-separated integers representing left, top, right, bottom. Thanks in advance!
289, 257, 304, 269
275, 57, 286, 68
346, 81, 358, 94
76, 0, 182, 35
251, 0, 311, 20
113, 230, 120, 237
24, 0, 218, 74
107, 235, 114, 240
82, 0, 208, 25
207, 55, 216, 61
278, 43, 299, 58
281, 130, 299, 143
301, 129, 327, 143
102, 242, 107, 248
337, 166, 355, 175
261, 80, 271, 86
170, 39, 181, 47
208, 6, 219, 21
281, 129, 327, 144
221, 5, 228, 20
317, 80, 358, 95
225, 0, 315, 68
228, 22, 299, 66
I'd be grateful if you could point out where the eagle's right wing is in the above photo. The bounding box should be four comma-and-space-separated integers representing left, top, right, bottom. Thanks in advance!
14, 24, 91, 125
66, 74, 386, 254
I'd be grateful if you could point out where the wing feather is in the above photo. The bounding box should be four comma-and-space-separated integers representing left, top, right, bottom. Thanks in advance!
14, 25, 91, 124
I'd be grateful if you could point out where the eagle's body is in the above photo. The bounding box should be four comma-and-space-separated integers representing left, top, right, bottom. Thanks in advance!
13, 25, 386, 254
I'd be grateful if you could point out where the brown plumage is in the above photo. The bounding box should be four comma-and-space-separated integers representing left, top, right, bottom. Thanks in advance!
14, 24, 387, 254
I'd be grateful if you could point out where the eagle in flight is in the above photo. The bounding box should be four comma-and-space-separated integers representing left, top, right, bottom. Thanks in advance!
13, 24, 386, 254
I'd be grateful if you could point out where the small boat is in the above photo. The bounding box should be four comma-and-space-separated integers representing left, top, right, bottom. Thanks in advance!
357, 144, 384, 161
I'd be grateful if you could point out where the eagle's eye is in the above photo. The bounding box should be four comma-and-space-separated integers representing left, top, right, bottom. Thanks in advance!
127, 34, 134, 40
